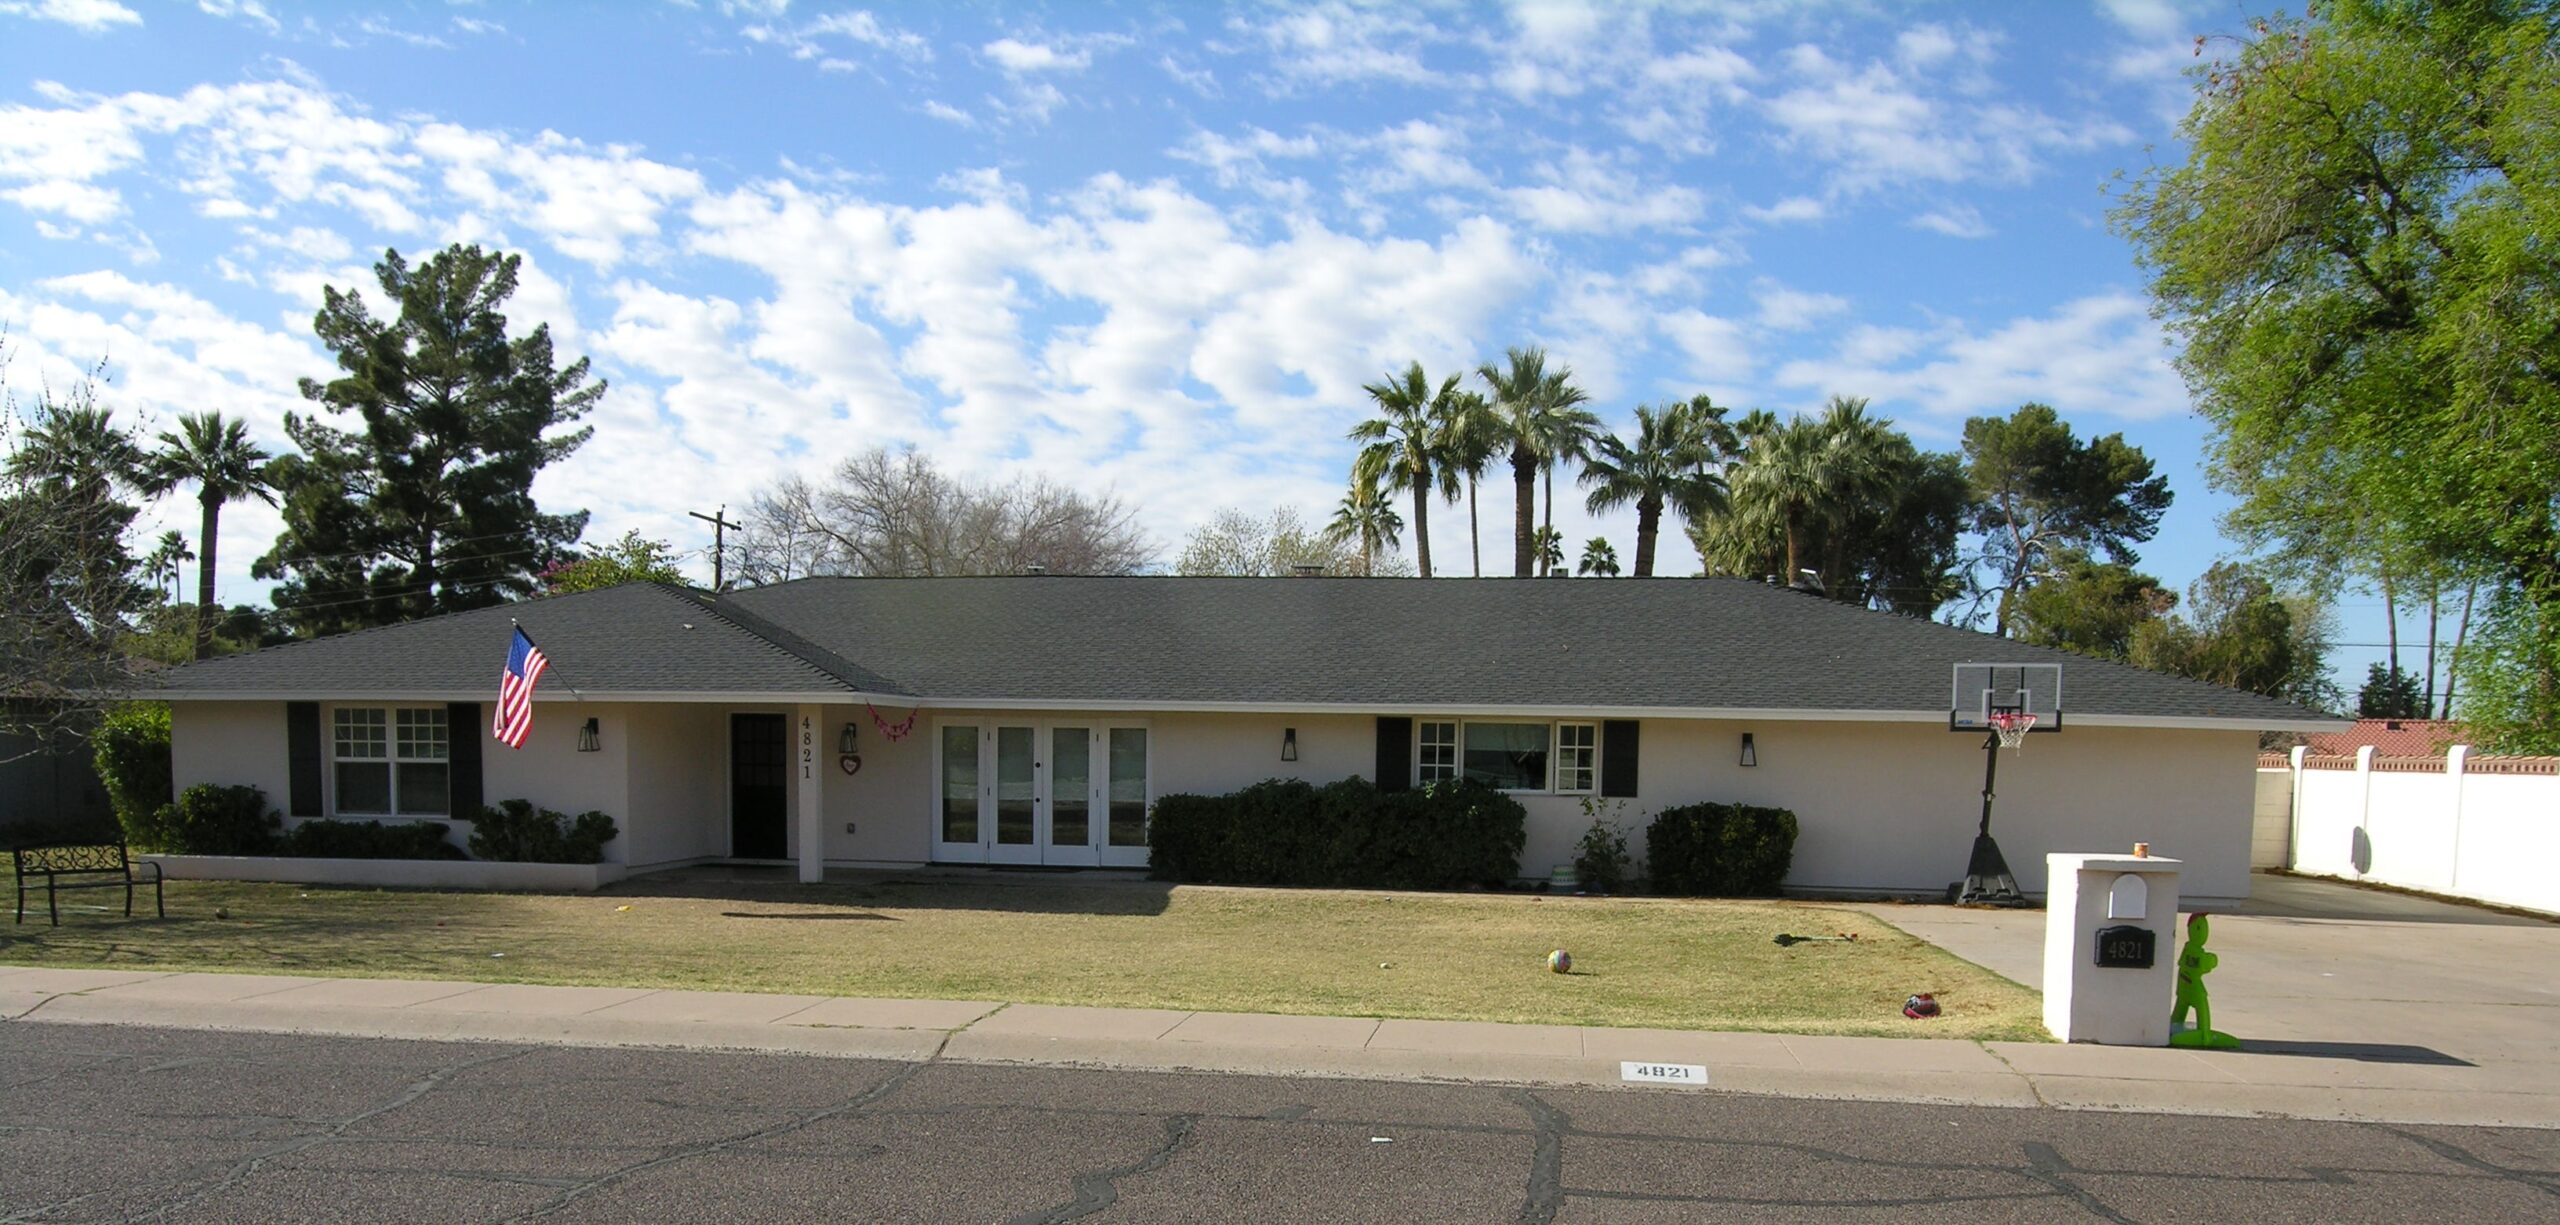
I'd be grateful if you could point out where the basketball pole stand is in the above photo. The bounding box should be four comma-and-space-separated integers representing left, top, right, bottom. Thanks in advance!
1956, 721, 2029, 907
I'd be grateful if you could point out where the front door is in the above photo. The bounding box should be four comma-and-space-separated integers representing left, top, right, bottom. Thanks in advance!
934, 720, 1150, 866
730, 713, 788, 860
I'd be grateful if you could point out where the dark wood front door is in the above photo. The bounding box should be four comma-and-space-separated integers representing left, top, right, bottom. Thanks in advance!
730, 714, 788, 860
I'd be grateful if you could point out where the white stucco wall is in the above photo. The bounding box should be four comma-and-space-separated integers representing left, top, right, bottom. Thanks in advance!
622, 703, 730, 869
168, 702, 294, 813
478, 701, 632, 864
2287, 753, 2560, 914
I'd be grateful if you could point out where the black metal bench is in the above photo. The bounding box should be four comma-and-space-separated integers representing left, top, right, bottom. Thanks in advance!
11, 842, 163, 926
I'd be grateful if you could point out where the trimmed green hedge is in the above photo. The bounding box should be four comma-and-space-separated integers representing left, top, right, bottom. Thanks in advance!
1645, 802, 1798, 896
91, 704, 173, 849
469, 800, 618, 864
155, 783, 279, 856
1149, 777, 1526, 890
279, 819, 465, 860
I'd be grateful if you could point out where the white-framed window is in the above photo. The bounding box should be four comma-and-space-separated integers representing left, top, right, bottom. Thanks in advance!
332, 706, 450, 817
1555, 722, 1598, 794
1417, 721, 1459, 784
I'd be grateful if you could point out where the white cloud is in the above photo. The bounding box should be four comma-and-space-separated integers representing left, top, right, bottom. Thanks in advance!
1232, 2, 1439, 88
1774, 292, 2191, 421
196, 0, 276, 33
1742, 195, 1824, 224
4, 178, 123, 222
982, 37, 1089, 73
0, 0, 137, 32
740, 8, 931, 65
1910, 204, 1993, 238
1498, 146, 1702, 235
1659, 310, 1753, 383
1761, 43, 2134, 192
1754, 281, 1848, 331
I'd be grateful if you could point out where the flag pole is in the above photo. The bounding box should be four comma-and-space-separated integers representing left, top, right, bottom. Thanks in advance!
512, 618, 585, 700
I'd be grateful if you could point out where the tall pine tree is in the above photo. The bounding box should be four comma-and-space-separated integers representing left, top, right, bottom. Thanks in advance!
257, 245, 601, 636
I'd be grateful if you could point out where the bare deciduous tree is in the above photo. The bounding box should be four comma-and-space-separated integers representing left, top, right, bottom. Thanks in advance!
736, 447, 1153, 581
1174, 505, 1413, 577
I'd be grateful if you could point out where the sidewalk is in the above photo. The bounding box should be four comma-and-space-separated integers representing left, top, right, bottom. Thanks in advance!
7, 963, 2553, 1129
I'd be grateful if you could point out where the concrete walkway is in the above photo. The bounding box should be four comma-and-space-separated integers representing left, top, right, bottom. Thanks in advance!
7, 957, 2553, 1130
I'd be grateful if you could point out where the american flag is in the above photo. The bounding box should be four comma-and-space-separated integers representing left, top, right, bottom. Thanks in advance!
494, 627, 548, 749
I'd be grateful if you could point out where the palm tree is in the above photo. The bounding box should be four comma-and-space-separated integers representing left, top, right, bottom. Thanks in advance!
143, 413, 274, 660
1434, 390, 1501, 577
1531, 385, 1600, 576
1531, 526, 1565, 575
145, 530, 195, 602
1580, 396, 1735, 577
1712, 396, 1897, 587
1577, 537, 1620, 577
1477, 347, 1594, 577
1349, 362, 1463, 579
3, 403, 144, 497
1324, 480, 1404, 577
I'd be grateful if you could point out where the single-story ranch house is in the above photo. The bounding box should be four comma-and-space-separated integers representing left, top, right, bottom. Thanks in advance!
145, 577, 2338, 904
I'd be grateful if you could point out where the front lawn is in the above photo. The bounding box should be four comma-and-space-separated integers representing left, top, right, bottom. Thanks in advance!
0, 876, 2043, 1040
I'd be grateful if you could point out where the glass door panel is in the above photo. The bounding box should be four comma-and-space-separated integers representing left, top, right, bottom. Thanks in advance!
935, 724, 985, 862
991, 725, 1038, 863
1049, 726, 1092, 859
1100, 727, 1150, 867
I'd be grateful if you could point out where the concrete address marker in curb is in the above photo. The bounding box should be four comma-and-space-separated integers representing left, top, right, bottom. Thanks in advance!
1620, 1062, 1709, 1086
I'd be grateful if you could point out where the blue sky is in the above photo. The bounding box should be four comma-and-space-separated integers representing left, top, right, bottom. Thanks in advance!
0, 1, 2414, 693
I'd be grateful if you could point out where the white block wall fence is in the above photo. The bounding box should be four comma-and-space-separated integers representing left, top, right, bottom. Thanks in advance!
2282, 745, 2560, 915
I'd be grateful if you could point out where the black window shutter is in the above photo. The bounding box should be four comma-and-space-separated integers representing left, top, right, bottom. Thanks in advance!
446, 703, 483, 818
1601, 719, 1640, 798
286, 702, 323, 817
1375, 716, 1413, 792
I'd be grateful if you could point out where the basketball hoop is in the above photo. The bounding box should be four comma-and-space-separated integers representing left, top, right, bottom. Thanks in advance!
1988, 710, 2038, 750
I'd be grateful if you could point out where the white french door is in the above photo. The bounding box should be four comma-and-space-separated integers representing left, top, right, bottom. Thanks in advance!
934, 720, 1150, 867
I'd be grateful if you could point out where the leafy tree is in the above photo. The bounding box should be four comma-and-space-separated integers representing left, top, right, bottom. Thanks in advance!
540, 530, 688, 594
1579, 396, 1732, 577
1576, 537, 1620, 577
1434, 390, 1501, 576
1349, 362, 1463, 578
1174, 506, 1401, 577
738, 446, 1150, 579
2357, 664, 2430, 720
1, 356, 149, 755
1325, 480, 1403, 577
1477, 347, 1596, 577
256, 244, 601, 636
1962, 402, 2173, 636
142, 413, 273, 659
2113, 0, 2558, 748
2008, 551, 2176, 661
2130, 563, 2336, 708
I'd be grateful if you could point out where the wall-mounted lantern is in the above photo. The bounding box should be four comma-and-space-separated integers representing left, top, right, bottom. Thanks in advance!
1739, 732, 1757, 768
577, 717, 602, 753
839, 722, 859, 756
1281, 727, 1299, 762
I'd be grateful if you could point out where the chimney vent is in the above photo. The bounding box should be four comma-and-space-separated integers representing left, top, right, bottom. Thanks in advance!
1025, 564, 1047, 576
1291, 563, 1325, 577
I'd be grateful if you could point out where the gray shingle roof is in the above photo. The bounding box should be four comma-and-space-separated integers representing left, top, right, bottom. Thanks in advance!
145, 576, 2336, 728
144, 583, 864, 698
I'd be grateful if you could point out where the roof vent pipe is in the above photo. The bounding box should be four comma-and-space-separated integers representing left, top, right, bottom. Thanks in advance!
1291, 563, 1325, 577
1025, 564, 1047, 576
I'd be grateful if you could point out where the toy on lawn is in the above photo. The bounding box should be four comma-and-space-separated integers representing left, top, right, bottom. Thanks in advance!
1903, 993, 1941, 1019
1547, 949, 1573, 974
2167, 913, 2241, 1049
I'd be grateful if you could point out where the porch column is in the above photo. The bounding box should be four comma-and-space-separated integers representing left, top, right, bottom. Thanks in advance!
796, 704, 824, 883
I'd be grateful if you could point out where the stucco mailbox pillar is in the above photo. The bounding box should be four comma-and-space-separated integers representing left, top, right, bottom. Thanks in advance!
2042, 852, 2182, 1045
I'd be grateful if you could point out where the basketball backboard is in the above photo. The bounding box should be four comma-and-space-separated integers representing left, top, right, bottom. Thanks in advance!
1949, 662, 2062, 734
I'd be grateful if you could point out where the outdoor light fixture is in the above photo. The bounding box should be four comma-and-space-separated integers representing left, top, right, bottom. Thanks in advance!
839, 723, 858, 755
577, 718, 601, 753
1739, 732, 1757, 767
1281, 727, 1299, 762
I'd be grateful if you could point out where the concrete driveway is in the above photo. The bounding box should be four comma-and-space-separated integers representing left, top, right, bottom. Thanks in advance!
1881, 872, 2560, 1104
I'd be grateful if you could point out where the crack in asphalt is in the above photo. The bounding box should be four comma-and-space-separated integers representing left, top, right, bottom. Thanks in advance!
1003, 1113, 1200, 1225
2020, 1140, 2139, 1223
493, 1038, 945, 1223
2383, 1126, 2560, 1201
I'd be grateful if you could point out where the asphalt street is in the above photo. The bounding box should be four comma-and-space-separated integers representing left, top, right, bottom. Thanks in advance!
3, 1022, 2555, 1223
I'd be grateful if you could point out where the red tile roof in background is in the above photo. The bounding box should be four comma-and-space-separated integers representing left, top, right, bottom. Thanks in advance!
2303, 719, 2464, 758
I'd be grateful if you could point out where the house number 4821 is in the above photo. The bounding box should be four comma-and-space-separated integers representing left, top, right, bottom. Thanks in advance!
800, 716, 814, 780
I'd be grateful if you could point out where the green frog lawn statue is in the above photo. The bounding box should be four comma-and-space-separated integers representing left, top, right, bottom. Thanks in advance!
2167, 912, 2241, 1050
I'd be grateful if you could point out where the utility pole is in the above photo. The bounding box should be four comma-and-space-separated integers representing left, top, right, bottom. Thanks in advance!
689, 506, 742, 592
